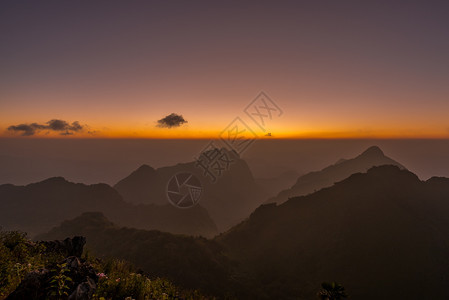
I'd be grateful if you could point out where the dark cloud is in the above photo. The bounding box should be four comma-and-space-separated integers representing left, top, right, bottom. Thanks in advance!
47, 119, 69, 131
157, 113, 188, 128
46, 119, 83, 132
8, 119, 85, 136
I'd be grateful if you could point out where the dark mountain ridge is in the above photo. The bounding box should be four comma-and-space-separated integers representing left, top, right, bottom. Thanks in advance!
221, 165, 449, 299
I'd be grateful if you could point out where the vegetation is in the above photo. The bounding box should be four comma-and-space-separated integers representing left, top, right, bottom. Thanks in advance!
48, 263, 73, 298
0, 230, 211, 299
92, 259, 210, 300
0, 230, 55, 298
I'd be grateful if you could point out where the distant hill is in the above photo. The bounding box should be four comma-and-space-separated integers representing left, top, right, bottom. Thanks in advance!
0, 177, 217, 237
114, 148, 266, 231
37, 166, 449, 299
266, 146, 405, 204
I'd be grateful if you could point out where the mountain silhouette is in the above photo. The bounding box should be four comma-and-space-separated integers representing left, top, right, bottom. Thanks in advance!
37, 165, 449, 299
220, 165, 449, 299
114, 148, 266, 231
0, 177, 217, 237
266, 145, 405, 204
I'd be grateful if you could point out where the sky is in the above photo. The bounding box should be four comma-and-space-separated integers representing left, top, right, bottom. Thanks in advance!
1, 0, 449, 138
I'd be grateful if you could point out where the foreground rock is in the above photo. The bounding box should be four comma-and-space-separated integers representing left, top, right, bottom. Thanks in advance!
41, 236, 86, 258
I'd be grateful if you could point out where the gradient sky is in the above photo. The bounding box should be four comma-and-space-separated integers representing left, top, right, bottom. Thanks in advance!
1, 0, 449, 138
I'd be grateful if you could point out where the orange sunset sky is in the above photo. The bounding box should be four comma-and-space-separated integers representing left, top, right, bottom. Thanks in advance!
1, 1, 448, 139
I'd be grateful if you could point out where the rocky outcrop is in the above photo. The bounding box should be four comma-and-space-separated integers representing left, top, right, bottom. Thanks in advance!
40, 236, 86, 258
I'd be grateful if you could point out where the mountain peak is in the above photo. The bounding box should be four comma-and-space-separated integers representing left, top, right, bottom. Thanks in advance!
359, 146, 384, 158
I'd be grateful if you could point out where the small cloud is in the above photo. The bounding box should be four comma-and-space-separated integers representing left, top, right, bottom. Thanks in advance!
157, 113, 188, 128
7, 119, 86, 136
265, 132, 272, 137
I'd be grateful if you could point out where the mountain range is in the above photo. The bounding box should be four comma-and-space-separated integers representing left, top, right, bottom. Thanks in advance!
1, 145, 404, 239
266, 145, 405, 204
36, 164, 449, 299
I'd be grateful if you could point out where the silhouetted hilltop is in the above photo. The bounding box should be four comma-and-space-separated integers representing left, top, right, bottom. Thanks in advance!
114, 148, 266, 231
0, 178, 217, 237
266, 145, 405, 204
220, 165, 449, 299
